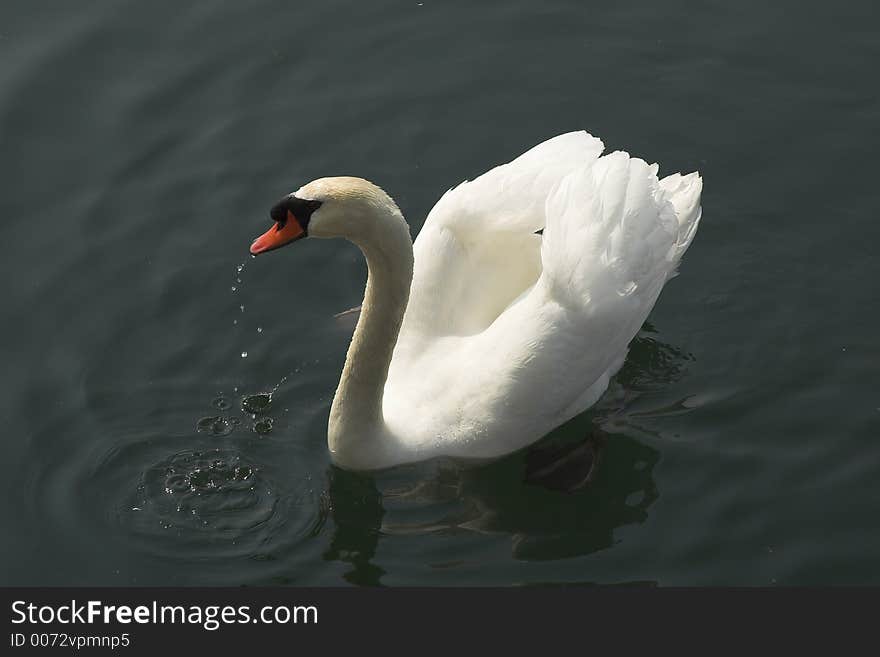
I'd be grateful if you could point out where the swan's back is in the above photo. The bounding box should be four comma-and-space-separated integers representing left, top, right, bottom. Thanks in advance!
385, 131, 702, 461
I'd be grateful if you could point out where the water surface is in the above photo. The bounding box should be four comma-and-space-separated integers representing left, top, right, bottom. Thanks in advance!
2, 0, 879, 585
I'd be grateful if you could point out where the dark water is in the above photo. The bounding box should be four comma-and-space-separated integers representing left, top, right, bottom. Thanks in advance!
2, 0, 878, 586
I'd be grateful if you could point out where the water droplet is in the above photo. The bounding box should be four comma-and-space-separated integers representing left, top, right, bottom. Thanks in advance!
231, 286, 238, 292
236, 264, 244, 274
256, 327, 263, 333
212, 397, 231, 411
239, 305, 245, 313
241, 351, 248, 358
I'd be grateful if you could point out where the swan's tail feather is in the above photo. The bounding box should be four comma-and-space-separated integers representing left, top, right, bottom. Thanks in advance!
541, 152, 702, 323
659, 171, 703, 271
543, 151, 665, 311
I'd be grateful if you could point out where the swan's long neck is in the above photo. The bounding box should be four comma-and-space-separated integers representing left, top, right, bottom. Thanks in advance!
328, 203, 413, 461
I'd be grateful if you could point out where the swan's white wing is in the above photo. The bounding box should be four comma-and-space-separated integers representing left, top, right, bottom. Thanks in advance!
386, 135, 702, 460
399, 131, 604, 340
482, 154, 700, 450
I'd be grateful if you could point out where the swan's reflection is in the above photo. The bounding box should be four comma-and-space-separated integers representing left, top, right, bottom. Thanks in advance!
322, 325, 691, 581
322, 468, 386, 586
322, 426, 659, 580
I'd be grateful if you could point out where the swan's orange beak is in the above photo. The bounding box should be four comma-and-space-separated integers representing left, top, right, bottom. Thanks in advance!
250, 210, 306, 255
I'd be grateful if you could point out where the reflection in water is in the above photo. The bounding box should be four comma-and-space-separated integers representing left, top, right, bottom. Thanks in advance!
323, 469, 386, 586
321, 325, 691, 582
461, 429, 660, 562
523, 430, 604, 491
616, 321, 694, 393
362, 425, 660, 565
321, 423, 660, 580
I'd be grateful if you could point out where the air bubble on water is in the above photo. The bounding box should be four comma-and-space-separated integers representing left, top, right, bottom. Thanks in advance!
241, 351, 248, 358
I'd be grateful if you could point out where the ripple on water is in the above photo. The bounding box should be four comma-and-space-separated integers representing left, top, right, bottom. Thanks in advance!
195, 393, 274, 437
252, 417, 274, 435
132, 448, 275, 535
196, 415, 240, 436
106, 436, 328, 563
211, 396, 232, 411
241, 392, 272, 415
25, 381, 331, 573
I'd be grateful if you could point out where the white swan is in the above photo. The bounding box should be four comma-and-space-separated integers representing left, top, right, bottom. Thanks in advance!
250, 131, 702, 470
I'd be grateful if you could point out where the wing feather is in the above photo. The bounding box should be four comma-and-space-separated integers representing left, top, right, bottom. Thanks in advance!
384, 134, 702, 459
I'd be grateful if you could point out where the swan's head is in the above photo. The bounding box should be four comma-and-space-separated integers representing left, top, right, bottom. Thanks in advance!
250, 176, 404, 255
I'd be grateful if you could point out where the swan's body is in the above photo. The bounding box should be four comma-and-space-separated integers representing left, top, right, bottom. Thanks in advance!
251, 131, 702, 470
